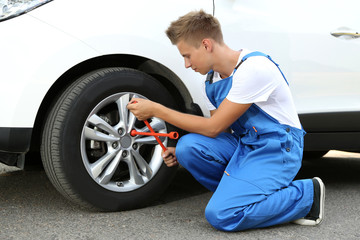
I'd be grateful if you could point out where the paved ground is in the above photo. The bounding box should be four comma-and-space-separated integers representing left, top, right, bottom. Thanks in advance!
1, 151, 360, 240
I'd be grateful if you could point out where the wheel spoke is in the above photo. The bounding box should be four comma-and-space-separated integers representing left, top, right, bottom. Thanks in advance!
116, 94, 130, 128
127, 93, 140, 133
149, 118, 167, 132
127, 112, 137, 134
90, 150, 119, 179
84, 126, 119, 142
131, 150, 153, 179
134, 136, 165, 145
99, 150, 123, 184
88, 114, 119, 137
127, 155, 144, 185
138, 118, 166, 133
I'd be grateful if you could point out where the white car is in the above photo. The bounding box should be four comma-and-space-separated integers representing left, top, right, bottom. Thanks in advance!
1, 0, 359, 211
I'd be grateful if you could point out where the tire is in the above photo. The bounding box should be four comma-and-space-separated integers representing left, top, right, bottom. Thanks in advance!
41, 68, 179, 211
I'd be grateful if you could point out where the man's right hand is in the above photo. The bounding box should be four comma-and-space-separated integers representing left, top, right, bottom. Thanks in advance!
162, 147, 178, 167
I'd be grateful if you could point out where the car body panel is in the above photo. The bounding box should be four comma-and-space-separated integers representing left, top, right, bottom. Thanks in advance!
0, 0, 213, 128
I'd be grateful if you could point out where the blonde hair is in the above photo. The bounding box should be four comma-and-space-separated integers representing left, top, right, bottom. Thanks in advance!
166, 10, 223, 48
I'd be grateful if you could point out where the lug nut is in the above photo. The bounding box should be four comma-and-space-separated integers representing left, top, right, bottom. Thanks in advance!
112, 142, 118, 149
118, 128, 125, 135
132, 143, 138, 150
122, 150, 128, 158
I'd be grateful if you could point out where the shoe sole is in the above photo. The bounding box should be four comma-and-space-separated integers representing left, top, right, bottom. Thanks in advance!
292, 177, 325, 226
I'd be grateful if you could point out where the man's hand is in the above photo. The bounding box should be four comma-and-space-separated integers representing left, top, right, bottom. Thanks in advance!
127, 98, 159, 121
162, 147, 178, 167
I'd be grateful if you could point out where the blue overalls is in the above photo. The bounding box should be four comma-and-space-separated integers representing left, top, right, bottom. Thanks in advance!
175, 52, 314, 231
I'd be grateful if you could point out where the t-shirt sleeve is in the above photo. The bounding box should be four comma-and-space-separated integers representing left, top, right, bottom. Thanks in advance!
201, 81, 217, 111
226, 58, 281, 104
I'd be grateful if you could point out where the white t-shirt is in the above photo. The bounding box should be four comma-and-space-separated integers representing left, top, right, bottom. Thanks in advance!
202, 49, 301, 129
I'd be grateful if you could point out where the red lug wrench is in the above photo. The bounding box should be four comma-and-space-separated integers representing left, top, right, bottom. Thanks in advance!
129, 101, 178, 152
131, 120, 178, 152
130, 128, 179, 140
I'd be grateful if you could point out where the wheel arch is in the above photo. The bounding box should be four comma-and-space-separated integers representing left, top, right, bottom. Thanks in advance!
30, 54, 203, 153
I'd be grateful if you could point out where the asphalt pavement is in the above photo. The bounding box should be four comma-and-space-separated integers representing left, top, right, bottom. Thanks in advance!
1, 151, 360, 240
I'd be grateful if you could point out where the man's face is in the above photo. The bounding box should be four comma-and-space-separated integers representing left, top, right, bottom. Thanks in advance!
176, 40, 211, 75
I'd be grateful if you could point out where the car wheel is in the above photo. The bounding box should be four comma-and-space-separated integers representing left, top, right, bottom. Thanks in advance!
41, 68, 178, 211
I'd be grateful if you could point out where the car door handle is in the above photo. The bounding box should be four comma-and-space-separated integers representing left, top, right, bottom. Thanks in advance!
331, 27, 360, 39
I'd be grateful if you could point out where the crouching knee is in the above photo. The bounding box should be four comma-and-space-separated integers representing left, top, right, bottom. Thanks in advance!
175, 133, 201, 167
205, 201, 248, 232
205, 202, 238, 231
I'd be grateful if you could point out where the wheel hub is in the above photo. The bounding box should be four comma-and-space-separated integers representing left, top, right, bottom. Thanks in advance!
120, 135, 132, 148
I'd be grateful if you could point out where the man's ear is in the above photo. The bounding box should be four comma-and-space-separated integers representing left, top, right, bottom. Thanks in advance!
202, 39, 213, 52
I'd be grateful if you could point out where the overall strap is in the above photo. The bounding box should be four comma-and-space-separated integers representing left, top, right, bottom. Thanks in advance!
235, 51, 289, 86
205, 70, 215, 84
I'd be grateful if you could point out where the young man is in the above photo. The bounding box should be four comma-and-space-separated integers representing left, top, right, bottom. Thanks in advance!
127, 10, 325, 231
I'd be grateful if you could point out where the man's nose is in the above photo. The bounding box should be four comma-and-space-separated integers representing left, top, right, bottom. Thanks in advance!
184, 59, 191, 68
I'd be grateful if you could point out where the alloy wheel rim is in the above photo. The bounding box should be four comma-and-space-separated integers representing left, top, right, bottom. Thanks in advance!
80, 93, 166, 192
